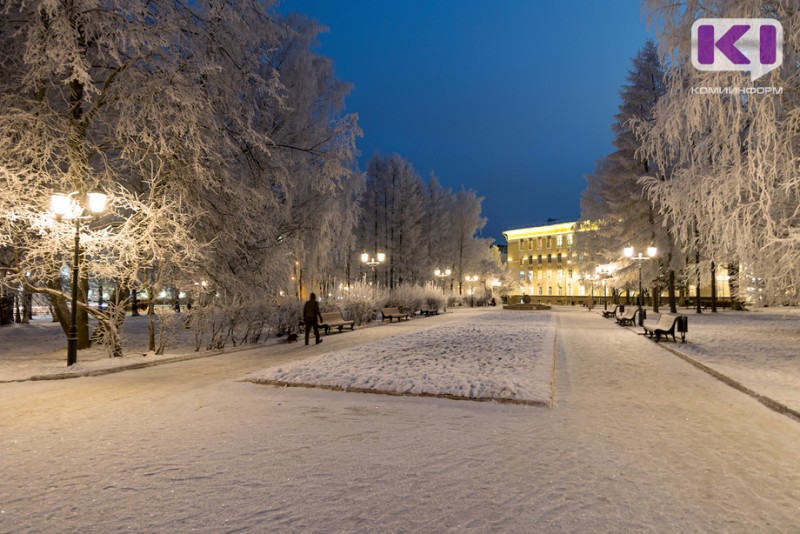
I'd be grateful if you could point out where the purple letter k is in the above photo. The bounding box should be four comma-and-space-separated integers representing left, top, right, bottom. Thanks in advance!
697, 24, 751, 64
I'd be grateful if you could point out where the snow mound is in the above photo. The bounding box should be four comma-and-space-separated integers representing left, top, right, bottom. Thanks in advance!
248, 311, 556, 404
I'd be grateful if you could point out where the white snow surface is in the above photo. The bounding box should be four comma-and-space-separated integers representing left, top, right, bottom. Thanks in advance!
253, 312, 555, 404
1, 307, 800, 532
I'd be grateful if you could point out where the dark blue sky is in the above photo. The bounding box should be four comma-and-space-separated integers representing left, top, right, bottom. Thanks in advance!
282, 1, 655, 242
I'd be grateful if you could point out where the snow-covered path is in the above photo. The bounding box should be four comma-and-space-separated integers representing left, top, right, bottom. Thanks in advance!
1, 309, 798, 532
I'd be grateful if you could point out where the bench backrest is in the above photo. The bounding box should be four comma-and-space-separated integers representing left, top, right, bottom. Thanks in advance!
321, 311, 343, 322
382, 307, 401, 315
617, 308, 636, 319
655, 314, 678, 329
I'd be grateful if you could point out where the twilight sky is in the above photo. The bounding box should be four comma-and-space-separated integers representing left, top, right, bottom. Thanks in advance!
282, 1, 655, 243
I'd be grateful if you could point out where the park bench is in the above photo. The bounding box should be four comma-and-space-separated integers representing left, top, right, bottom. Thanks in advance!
601, 305, 618, 318
319, 311, 355, 335
642, 313, 688, 343
381, 307, 410, 322
419, 304, 439, 316
615, 307, 638, 326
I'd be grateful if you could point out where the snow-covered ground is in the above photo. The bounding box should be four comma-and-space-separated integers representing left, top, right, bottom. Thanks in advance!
1, 306, 798, 417
250, 312, 556, 405
1, 307, 798, 532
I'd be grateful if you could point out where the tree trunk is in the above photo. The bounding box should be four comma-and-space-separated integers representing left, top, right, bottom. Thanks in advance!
78, 270, 90, 349
47, 279, 71, 335
668, 269, 677, 313
710, 260, 717, 312
652, 284, 659, 313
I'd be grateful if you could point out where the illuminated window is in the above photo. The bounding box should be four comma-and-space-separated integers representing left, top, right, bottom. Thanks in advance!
557, 269, 563, 279
556, 235, 563, 247
567, 233, 573, 246
557, 286, 563, 296
548, 286, 553, 295
568, 268, 573, 278
519, 271, 525, 280
538, 286, 543, 295
538, 237, 542, 248
547, 236, 552, 248
528, 270, 533, 281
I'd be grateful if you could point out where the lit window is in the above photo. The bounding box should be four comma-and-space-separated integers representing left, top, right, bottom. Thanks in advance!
556, 235, 563, 247
528, 270, 533, 281
557, 269, 563, 279
548, 286, 553, 295
567, 233, 573, 246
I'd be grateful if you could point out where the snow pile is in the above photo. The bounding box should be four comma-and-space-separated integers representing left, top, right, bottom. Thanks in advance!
248, 311, 556, 404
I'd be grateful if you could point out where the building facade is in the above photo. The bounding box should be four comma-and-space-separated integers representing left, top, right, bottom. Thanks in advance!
503, 222, 600, 305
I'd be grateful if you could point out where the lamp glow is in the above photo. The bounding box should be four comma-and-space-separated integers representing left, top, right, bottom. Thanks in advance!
50, 194, 71, 217
87, 190, 107, 214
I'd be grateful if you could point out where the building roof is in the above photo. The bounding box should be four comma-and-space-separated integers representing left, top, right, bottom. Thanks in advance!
502, 221, 577, 241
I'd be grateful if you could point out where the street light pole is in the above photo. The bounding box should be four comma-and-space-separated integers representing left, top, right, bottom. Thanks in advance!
624, 246, 657, 327
434, 267, 451, 294
465, 275, 478, 307
67, 217, 81, 366
361, 251, 386, 288
51, 190, 107, 366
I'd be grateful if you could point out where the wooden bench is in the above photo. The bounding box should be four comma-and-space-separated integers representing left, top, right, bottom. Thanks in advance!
419, 304, 439, 316
319, 311, 355, 335
642, 313, 688, 342
601, 305, 618, 318
381, 307, 409, 322
615, 307, 638, 326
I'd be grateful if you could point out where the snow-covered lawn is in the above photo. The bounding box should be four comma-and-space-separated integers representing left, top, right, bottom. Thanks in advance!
628, 307, 800, 414
1, 306, 798, 419
247, 311, 556, 405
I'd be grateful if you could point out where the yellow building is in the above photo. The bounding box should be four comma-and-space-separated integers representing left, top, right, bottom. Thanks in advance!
503, 221, 601, 305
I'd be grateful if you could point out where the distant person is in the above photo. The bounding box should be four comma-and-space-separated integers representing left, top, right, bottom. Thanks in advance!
490, 297, 496, 306
303, 293, 324, 346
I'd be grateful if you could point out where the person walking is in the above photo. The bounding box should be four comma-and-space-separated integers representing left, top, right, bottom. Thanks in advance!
303, 292, 324, 346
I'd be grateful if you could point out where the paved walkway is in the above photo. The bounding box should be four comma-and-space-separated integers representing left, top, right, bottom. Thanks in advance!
0, 308, 798, 532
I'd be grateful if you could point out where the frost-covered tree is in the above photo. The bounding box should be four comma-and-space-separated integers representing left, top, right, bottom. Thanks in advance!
249, 14, 362, 300
357, 155, 492, 291
357, 154, 424, 288
0, 1, 361, 357
639, 0, 800, 305
422, 174, 455, 277
448, 188, 491, 293
579, 40, 682, 309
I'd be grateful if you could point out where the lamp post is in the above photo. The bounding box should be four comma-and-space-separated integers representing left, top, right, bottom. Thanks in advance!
434, 267, 451, 294
465, 275, 479, 307
595, 264, 615, 310
624, 246, 657, 326
50, 190, 107, 366
360, 251, 386, 285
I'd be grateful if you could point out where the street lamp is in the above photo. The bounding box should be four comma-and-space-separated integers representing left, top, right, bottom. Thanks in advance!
361, 251, 386, 284
624, 246, 657, 326
465, 275, 479, 307
50, 190, 107, 366
434, 267, 451, 294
